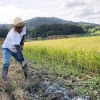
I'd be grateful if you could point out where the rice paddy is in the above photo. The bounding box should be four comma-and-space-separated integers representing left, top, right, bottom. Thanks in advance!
24, 36, 100, 77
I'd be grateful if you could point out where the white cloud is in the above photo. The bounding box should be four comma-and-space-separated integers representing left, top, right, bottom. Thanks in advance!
0, 0, 100, 24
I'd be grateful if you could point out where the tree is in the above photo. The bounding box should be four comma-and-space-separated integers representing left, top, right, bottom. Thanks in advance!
30, 24, 83, 38
0, 28, 9, 38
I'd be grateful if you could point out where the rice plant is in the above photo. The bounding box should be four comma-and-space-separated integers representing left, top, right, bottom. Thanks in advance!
24, 36, 100, 76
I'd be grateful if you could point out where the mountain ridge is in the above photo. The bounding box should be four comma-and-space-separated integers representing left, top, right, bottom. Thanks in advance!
25, 17, 99, 28
0, 17, 99, 29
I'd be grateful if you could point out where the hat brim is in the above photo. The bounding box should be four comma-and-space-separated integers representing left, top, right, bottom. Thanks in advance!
11, 22, 27, 27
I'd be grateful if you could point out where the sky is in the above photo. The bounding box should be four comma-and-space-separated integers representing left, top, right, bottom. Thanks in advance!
0, 0, 100, 24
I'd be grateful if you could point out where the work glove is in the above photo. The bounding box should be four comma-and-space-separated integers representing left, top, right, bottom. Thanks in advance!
22, 60, 27, 67
21, 60, 28, 78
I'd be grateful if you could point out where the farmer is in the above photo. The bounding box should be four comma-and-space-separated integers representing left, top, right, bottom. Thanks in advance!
2, 17, 28, 81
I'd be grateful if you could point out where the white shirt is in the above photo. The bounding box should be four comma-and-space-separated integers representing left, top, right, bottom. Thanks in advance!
2, 27, 26, 52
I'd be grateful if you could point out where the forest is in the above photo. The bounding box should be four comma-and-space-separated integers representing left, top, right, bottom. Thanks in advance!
0, 23, 100, 38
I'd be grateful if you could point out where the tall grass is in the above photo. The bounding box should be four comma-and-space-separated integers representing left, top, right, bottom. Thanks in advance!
24, 36, 100, 76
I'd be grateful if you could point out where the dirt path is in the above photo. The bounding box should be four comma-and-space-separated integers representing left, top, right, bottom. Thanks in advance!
0, 50, 30, 100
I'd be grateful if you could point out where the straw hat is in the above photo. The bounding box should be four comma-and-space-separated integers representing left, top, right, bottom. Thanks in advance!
11, 17, 27, 27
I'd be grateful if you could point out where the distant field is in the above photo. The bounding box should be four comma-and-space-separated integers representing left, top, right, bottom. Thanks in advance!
24, 36, 100, 76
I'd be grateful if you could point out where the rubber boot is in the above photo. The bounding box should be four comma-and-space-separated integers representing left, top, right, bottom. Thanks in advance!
2, 67, 8, 81
22, 63, 28, 78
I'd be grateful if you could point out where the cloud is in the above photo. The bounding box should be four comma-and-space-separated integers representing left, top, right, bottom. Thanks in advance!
0, 0, 100, 24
